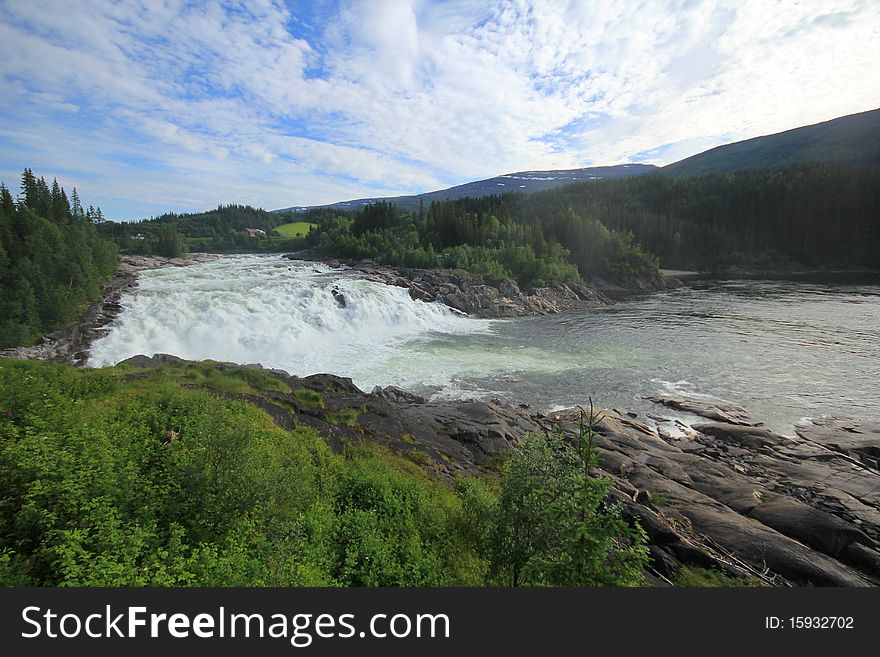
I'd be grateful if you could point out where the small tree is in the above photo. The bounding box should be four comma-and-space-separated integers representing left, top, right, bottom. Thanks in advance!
156, 223, 186, 258
488, 404, 648, 586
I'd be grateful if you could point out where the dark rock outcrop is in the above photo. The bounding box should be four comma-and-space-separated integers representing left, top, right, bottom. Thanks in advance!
572, 410, 879, 587
331, 286, 347, 308
284, 255, 608, 318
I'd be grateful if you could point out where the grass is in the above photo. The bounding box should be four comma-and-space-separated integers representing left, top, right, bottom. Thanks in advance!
651, 491, 670, 506
275, 221, 317, 237
166, 363, 291, 394
326, 407, 360, 427
294, 387, 324, 409
407, 449, 434, 466
476, 454, 506, 473
674, 565, 764, 587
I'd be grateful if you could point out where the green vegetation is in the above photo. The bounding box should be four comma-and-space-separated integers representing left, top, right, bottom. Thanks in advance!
663, 108, 880, 177
459, 407, 649, 586
0, 359, 649, 587
521, 163, 880, 272
98, 205, 316, 255
0, 170, 118, 348
174, 363, 292, 394
294, 387, 324, 409
650, 491, 670, 506
326, 408, 360, 427
674, 565, 764, 588
275, 221, 317, 237
0, 360, 477, 586
304, 198, 654, 288
301, 160, 879, 278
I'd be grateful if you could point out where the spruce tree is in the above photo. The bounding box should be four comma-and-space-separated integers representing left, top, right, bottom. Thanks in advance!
71, 187, 83, 219
0, 183, 15, 215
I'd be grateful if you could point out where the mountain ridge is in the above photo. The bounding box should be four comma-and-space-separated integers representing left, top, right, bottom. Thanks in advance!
663, 107, 880, 177
276, 164, 657, 213
276, 107, 880, 213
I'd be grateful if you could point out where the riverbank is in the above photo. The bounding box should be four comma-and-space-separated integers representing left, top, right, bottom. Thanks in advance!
115, 354, 880, 587
0, 253, 218, 364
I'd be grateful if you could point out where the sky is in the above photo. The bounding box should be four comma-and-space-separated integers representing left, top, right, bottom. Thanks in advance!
1, 0, 878, 221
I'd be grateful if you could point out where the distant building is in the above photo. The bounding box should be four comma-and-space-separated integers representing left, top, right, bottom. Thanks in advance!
132, 233, 145, 240
243, 228, 266, 238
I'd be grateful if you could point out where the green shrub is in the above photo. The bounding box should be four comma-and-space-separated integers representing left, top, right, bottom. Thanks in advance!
468, 407, 649, 586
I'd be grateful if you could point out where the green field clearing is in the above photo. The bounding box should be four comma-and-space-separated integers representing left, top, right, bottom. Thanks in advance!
275, 221, 317, 237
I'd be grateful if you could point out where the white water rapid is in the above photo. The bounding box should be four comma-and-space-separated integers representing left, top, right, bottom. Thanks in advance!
88, 255, 494, 392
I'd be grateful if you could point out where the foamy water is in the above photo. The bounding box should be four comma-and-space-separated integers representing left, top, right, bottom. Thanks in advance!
88, 255, 494, 390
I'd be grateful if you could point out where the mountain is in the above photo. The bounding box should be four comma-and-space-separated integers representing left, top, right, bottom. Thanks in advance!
662, 107, 880, 177
276, 108, 880, 213
275, 164, 658, 213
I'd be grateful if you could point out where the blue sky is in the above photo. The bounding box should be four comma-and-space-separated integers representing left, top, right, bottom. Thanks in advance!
1, 0, 878, 221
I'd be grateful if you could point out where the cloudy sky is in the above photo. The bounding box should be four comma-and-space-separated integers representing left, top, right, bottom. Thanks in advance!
1, 0, 878, 220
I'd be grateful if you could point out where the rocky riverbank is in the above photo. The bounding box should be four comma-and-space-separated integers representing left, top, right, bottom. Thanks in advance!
285, 252, 618, 318
0, 254, 218, 365
118, 354, 880, 587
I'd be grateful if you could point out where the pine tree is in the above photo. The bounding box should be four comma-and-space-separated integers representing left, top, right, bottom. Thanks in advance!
0, 168, 118, 348
61, 188, 71, 219
50, 178, 67, 222
0, 183, 15, 215
19, 168, 36, 209
71, 187, 83, 219
36, 176, 51, 217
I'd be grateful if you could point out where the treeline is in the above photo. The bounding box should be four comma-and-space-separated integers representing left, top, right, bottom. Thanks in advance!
305, 162, 880, 279
0, 359, 648, 587
523, 163, 880, 271
305, 198, 657, 288
0, 170, 118, 348
99, 205, 302, 255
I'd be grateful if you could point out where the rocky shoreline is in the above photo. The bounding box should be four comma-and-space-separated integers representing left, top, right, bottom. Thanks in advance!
284, 251, 676, 318
118, 354, 880, 587
0, 254, 218, 365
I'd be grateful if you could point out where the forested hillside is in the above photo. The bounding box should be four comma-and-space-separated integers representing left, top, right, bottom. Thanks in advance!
303, 161, 880, 284
0, 170, 118, 348
98, 204, 303, 255
521, 163, 880, 271
664, 108, 880, 177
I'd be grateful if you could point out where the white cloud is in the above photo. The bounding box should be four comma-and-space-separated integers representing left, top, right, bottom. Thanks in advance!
0, 0, 878, 219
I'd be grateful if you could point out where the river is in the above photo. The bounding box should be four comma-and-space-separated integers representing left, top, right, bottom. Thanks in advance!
88, 254, 880, 435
